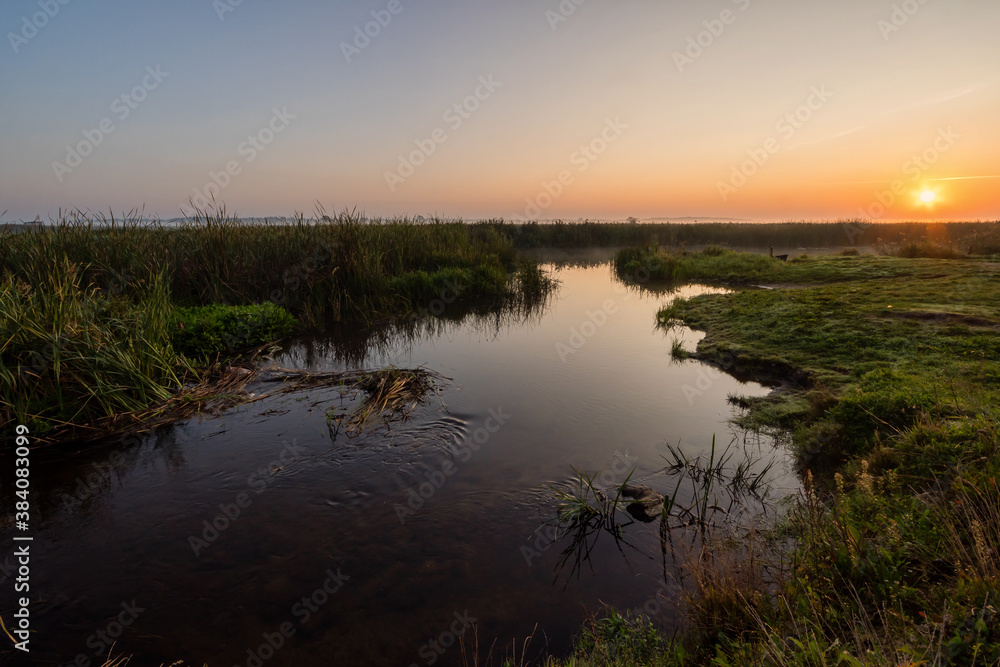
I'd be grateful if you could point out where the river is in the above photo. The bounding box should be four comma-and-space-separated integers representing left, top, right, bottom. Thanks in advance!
1, 253, 797, 666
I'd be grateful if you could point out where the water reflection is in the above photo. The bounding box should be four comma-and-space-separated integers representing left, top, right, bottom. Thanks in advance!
1, 255, 796, 666
285, 295, 551, 371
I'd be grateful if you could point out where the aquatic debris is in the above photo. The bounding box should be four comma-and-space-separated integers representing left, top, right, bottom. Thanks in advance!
46, 349, 445, 443
323, 367, 445, 435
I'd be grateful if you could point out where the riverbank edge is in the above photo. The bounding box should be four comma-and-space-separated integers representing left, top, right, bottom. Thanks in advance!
539, 248, 999, 666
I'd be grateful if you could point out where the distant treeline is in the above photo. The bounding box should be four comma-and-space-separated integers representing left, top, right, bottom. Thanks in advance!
476, 219, 1000, 253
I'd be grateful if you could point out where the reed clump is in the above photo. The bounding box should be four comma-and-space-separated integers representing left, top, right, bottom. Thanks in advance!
0, 208, 553, 439
0, 258, 184, 432
327, 367, 442, 435
0, 207, 553, 325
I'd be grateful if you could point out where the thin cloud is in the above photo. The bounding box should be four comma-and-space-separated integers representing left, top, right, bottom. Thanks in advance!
926, 175, 1000, 182
883, 84, 982, 117
785, 125, 870, 151
821, 174, 1000, 186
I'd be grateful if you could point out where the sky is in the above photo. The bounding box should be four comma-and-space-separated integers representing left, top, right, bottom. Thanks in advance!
1, 0, 998, 223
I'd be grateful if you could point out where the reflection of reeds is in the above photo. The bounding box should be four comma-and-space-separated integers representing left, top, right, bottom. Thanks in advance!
661, 436, 776, 534
547, 439, 778, 587
281, 292, 552, 370
547, 468, 640, 583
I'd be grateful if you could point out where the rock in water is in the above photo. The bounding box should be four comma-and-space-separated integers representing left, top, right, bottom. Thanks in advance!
620, 484, 664, 523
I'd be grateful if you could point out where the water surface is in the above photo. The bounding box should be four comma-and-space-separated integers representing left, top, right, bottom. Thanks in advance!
1, 257, 796, 666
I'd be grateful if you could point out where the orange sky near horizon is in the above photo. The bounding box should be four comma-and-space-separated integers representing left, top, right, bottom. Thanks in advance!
1, 0, 997, 222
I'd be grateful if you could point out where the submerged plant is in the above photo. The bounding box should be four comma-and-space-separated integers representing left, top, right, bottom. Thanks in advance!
552, 467, 635, 536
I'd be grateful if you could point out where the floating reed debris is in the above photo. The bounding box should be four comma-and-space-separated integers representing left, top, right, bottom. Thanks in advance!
39, 354, 445, 444
196, 364, 446, 437
323, 367, 444, 435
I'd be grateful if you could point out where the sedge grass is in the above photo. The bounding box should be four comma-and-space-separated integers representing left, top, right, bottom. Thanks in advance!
0, 208, 553, 439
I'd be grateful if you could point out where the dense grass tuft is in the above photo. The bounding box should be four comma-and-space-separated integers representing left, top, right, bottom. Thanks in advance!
0, 259, 183, 431
171, 303, 297, 359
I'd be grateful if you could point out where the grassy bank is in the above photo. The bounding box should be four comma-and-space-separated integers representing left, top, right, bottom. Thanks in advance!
0, 210, 553, 438
483, 220, 1000, 254
578, 247, 1000, 665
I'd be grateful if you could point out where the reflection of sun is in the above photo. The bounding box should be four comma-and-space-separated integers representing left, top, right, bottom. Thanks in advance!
920, 190, 936, 203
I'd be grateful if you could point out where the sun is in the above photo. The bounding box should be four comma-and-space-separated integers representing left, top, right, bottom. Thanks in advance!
920, 190, 936, 203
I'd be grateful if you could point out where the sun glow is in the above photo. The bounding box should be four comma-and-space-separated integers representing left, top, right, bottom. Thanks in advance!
920, 190, 937, 203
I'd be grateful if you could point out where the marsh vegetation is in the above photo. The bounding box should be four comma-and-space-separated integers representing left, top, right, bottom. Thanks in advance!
0, 209, 553, 440
578, 245, 1000, 666
5, 218, 1000, 665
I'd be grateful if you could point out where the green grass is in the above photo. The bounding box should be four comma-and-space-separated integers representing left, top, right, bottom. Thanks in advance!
652, 253, 1000, 459
613, 244, 987, 287
0, 209, 555, 437
557, 609, 689, 667
171, 303, 297, 359
0, 258, 185, 432
611, 249, 1000, 666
